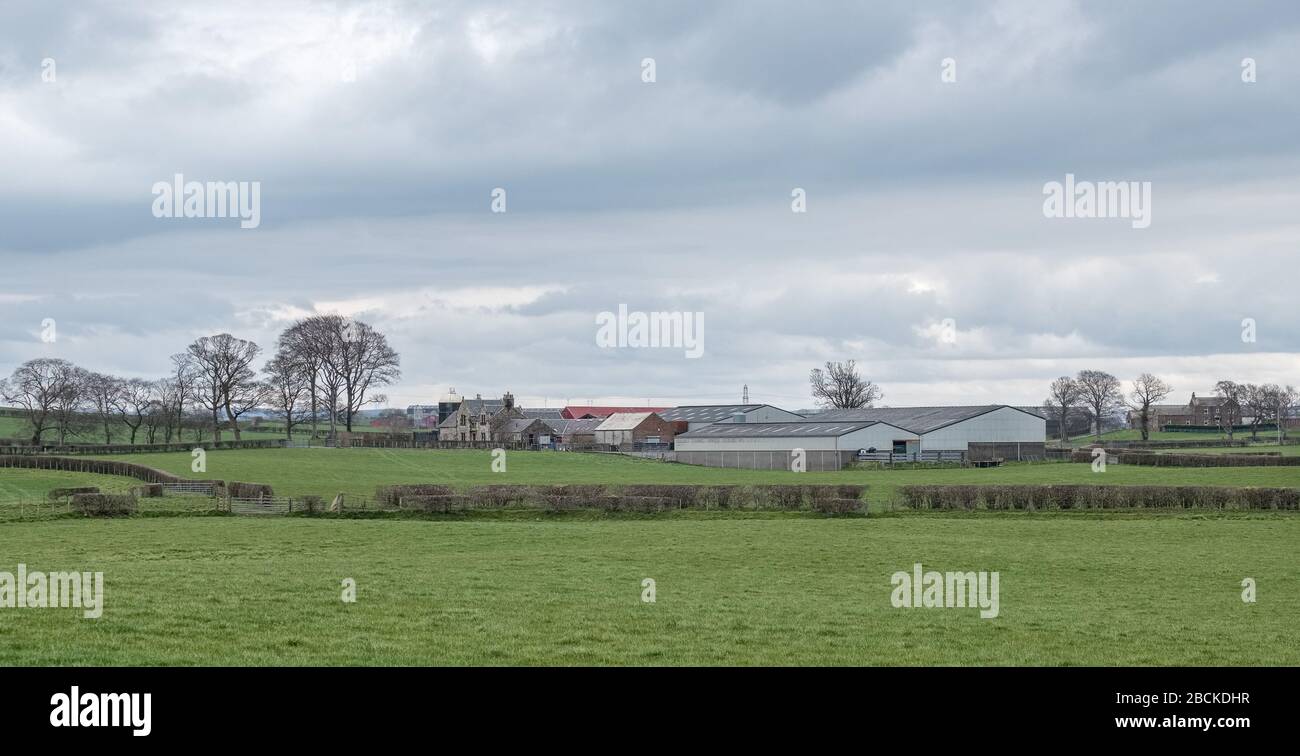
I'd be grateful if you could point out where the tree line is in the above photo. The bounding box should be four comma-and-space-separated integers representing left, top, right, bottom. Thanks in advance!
1045, 371, 1297, 442
0, 315, 400, 446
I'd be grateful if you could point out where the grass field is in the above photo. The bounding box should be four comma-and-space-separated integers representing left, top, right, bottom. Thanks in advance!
1, 513, 1296, 665
96, 447, 1300, 508
0, 468, 140, 500
2, 449, 1298, 666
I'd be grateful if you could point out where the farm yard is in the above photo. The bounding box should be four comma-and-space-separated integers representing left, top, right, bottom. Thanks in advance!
1, 448, 1298, 666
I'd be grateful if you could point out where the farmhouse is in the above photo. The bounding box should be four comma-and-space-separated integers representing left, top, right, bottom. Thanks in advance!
1126, 394, 1243, 431
657, 404, 804, 433
438, 392, 523, 443
592, 412, 675, 448
811, 405, 1046, 460
674, 420, 919, 471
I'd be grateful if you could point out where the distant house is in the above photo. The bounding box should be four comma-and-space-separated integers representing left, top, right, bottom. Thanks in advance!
1127, 394, 1242, 431
592, 412, 675, 448
1188, 393, 1241, 427
1126, 404, 1193, 432
438, 392, 522, 442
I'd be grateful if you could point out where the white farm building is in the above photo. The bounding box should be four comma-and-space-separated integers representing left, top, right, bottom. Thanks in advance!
813, 405, 1047, 461
674, 421, 919, 471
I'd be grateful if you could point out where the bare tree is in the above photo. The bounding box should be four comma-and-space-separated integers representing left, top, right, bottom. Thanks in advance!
166, 354, 198, 443
335, 319, 401, 431
809, 360, 883, 409
264, 351, 311, 440
142, 390, 169, 444
0, 358, 81, 445
51, 366, 90, 445
112, 377, 154, 445
1043, 376, 1082, 443
277, 318, 329, 437
1214, 380, 1244, 441
1075, 369, 1122, 441
1241, 383, 1274, 440
84, 371, 123, 444
186, 334, 263, 441
1125, 373, 1173, 442
1276, 384, 1298, 442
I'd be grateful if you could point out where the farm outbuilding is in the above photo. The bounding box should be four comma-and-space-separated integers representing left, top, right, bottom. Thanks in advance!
500, 418, 553, 447
674, 421, 920, 471
592, 412, 675, 448
542, 418, 603, 448
812, 405, 1047, 460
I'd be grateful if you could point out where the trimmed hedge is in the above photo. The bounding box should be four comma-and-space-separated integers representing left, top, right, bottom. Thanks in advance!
1070, 450, 1300, 467
376, 484, 454, 507
71, 493, 138, 516
897, 484, 1299, 510
399, 495, 472, 512
379, 483, 867, 513
47, 486, 100, 500
811, 498, 865, 515
0, 454, 187, 483
0, 439, 285, 456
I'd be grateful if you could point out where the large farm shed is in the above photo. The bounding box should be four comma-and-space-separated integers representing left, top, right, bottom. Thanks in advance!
674, 421, 919, 471
813, 405, 1047, 460
658, 404, 805, 433
593, 412, 675, 448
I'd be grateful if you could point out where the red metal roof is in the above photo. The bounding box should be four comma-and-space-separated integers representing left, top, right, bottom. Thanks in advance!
561, 405, 672, 419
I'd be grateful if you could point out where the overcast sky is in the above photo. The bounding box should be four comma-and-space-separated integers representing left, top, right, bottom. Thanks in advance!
2, 0, 1299, 410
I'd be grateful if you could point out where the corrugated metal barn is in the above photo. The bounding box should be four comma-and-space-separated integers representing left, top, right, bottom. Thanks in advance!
674, 421, 919, 471
658, 404, 805, 432
813, 405, 1047, 460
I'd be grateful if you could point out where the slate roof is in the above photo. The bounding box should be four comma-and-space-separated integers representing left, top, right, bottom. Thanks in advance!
520, 408, 563, 419
501, 418, 548, 434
